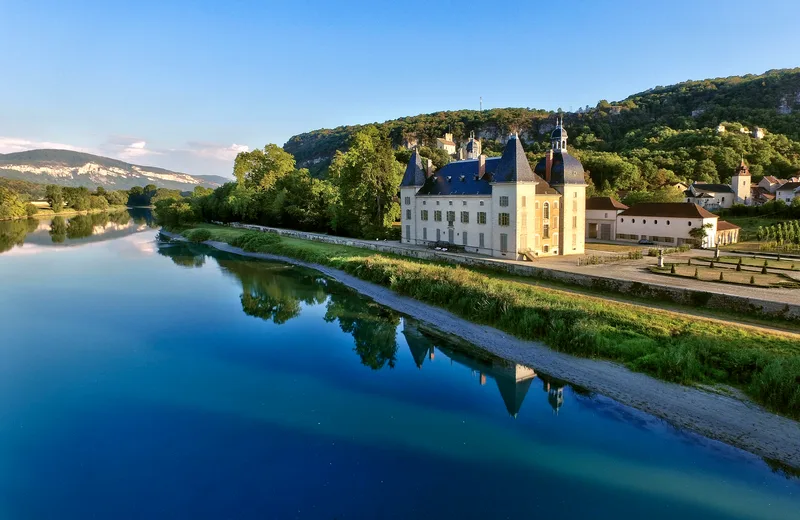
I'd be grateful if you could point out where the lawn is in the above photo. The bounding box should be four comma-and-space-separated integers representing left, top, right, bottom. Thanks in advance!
585, 243, 645, 253
650, 264, 800, 288
167, 223, 800, 418
721, 216, 786, 241
694, 255, 800, 271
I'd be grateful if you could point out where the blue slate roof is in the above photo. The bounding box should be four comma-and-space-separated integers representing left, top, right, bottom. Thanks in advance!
493, 136, 537, 183
415, 157, 501, 196
534, 151, 585, 185
400, 150, 426, 187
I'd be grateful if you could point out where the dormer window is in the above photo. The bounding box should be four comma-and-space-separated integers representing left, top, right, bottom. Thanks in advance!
447, 176, 452, 182
459, 175, 465, 182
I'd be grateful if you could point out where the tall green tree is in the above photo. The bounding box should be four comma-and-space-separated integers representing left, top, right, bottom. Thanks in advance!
328, 128, 403, 238
0, 187, 27, 219
234, 144, 295, 191
45, 185, 64, 212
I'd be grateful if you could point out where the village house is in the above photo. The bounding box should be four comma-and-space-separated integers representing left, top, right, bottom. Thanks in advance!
457, 132, 482, 160
758, 175, 787, 194
614, 202, 739, 248
435, 132, 457, 156
776, 182, 800, 204
585, 196, 628, 241
685, 160, 751, 209
399, 119, 586, 259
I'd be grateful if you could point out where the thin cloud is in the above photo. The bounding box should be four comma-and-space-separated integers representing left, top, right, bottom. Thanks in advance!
185, 142, 249, 161
0, 137, 88, 154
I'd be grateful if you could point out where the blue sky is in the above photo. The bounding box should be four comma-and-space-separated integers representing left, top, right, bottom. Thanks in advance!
1, 0, 798, 176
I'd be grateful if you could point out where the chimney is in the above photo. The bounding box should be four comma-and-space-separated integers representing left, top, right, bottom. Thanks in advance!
478, 155, 486, 178
545, 149, 554, 183
425, 159, 433, 177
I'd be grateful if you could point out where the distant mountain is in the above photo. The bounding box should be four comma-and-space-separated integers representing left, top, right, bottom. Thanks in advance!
0, 149, 230, 191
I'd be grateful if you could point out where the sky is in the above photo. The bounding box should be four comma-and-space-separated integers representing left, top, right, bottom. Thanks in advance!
1, 0, 798, 177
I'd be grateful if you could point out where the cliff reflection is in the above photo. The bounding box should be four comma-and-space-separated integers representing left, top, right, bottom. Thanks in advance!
403, 321, 571, 418
0, 209, 153, 254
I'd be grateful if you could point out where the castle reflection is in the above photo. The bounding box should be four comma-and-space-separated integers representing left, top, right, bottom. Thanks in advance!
403, 321, 568, 417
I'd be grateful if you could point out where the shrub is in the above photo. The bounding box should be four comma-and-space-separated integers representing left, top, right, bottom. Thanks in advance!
187, 228, 212, 243
761, 265, 768, 275
750, 275, 755, 284
230, 231, 282, 252
719, 272, 724, 281
694, 268, 699, 279
748, 358, 800, 415
25, 203, 38, 217
670, 264, 676, 274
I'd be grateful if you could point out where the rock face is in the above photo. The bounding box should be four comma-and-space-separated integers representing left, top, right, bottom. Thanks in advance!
0, 149, 226, 191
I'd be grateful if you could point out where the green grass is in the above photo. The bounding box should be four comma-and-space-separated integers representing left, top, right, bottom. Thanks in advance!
694, 256, 800, 271
722, 216, 786, 241
170, 223, 800, 418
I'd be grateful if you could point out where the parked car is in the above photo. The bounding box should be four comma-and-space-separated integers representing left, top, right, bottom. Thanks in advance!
638, 238, 655, 245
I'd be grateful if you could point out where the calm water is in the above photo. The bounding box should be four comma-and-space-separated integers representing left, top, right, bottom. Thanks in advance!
0, 221, 798, 519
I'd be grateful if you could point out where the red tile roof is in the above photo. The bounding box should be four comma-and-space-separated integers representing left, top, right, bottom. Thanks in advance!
618, 202, 717, 219
586, 196, 628, 211
716, 220, 740, 231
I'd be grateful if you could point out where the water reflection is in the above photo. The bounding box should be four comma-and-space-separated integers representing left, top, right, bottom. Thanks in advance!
404, 322, 570, 417
0, 208, 154, 254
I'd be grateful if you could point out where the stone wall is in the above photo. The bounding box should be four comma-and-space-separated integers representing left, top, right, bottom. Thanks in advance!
221, 222, 800, 321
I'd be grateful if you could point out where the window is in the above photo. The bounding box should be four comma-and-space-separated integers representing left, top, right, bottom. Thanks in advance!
436, 201, 440, 205
499, 213, 510, 226
479, 233, 485, 248
462, 232, 468, 246
688, 221, 692, 226
521, 196, 527, 207
423, 228, 427, 240
642, 219, 646, 224
654, 220, 658, 225
604, 212, 608, 218
573, 192, 577, 198
421, 210, 429, 221
535, 202, 540, 209
572, 200, 577, 212
406, 209, 411, 220
434, 210, 442, 222
480, 200, 485, 206
543, 202, 550, 219
616, 233, 638, 240
666, 220, 670, 225
543, 224, 550, 238
572, 233, 577, 250
572, 216, 577, 229
722, 197, 725, 203
500, 233, 508, 252
404, 196, 410, 205
405, 225, 410, 239
462, 200, 467, 206
544, 245, 549, 253
620, 218, 624, 223
460, 211, 469, 223
446, 211, 456, 222
478, 212, 487, 224
499, 196, 509, 207
632, 219, 636, 223
449, 201, 453, 206
423, 200, 426, 205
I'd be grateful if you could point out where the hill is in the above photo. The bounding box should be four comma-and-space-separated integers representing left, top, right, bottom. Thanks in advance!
0, 149, 228, 191
283, 68, 800, 189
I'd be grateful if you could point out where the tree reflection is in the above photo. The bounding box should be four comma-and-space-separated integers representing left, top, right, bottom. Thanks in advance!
219, 259, 327, 325
0, 219, 38, 253
156, 241, 207, 268
49, 216, 67, 243
66, 215, 94, 239
324, 290, 400, 370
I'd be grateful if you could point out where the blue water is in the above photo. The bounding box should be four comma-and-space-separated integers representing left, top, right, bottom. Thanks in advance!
0, 217, 798, 519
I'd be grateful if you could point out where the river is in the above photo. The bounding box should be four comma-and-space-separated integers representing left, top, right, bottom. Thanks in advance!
0, 213, 798, 519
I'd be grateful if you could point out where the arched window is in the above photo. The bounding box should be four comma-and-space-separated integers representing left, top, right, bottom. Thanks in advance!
543, 202, 550, 219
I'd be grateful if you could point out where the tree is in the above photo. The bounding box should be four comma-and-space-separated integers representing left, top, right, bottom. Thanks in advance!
0, 187, 28, 219
46, 185, 64, 212
234, 144, 295, 191
328, 128, 403, 238
63, 187, 91, 210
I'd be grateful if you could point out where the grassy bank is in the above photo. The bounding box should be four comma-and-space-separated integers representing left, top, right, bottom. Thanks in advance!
173, 223, 800, 418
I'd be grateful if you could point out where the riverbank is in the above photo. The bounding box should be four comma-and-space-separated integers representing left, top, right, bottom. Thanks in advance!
0, 205, 130, 221
160, 229, 800, 469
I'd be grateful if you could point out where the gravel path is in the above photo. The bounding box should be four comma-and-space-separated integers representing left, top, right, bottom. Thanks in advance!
165, 233, 800, 469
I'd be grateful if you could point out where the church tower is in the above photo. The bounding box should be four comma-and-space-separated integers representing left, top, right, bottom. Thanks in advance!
731, 159, 751, 205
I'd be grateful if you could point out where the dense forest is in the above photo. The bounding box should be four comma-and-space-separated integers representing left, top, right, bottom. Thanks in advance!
284, 69, 800, 194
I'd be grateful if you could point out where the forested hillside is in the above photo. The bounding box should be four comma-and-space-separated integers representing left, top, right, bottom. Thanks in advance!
284, 68, 800, 192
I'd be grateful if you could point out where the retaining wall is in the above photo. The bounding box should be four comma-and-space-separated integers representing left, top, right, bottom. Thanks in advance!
221, 222, 800, 321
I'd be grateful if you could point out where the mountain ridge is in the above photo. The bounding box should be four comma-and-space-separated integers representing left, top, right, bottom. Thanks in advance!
0, 149, 230, 191
283, 68, 800, 184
